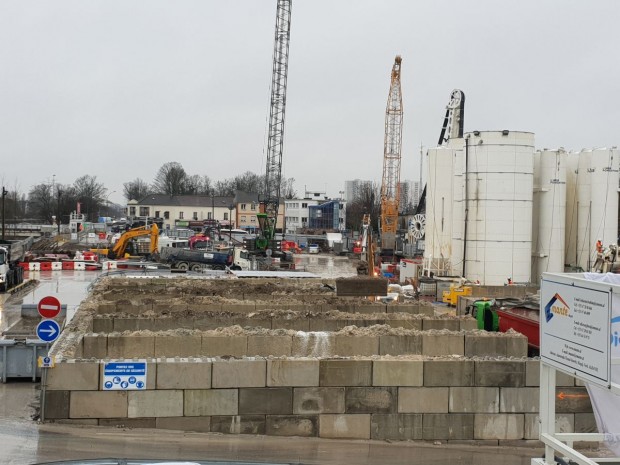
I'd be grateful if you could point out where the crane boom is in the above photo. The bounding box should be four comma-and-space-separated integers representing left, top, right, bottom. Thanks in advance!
380, 56, 404, 250
258, 0, 292, 245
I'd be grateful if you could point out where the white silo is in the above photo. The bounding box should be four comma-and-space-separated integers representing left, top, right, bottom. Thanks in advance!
450, 140, 466, 276
424, 146, 456, 275
462, 131, 534, 285
588, 147, 619, 265
531, 149, 567, 282
576, 149, 592, 271
564, 151, 580, 268
574, 147, 619, 271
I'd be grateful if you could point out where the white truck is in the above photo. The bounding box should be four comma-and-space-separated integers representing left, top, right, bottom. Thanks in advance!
0, 244, 24, 292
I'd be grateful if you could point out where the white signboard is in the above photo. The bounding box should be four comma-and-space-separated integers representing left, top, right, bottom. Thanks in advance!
102, 361, 147, 390
541, 275, 611, 387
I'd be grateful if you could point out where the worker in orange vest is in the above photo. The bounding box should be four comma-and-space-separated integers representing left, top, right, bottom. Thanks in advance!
596, 239, 603, 254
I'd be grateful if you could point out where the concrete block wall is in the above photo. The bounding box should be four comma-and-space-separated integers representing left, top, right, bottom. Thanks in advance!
91, 315, 475, 333
44, 357, 595, 443
79, 331, 528, 359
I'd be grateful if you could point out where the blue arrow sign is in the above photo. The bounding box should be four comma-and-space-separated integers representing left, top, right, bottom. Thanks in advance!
36, 320, 60, 343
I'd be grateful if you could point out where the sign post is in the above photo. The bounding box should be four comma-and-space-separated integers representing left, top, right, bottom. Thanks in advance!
37, 296, 62, 319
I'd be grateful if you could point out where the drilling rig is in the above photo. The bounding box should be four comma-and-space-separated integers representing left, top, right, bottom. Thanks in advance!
254, 0, 293, 255
380, 55, 404, 257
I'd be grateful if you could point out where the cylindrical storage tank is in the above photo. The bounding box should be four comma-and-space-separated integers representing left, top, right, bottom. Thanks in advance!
531, 150, 542, 280
424, 146, 456, 275
463, 131, 534, 285
532, 149, 567, 282
564, 151, 580, 268
587, 147, 619, 267
576, 149, 592, 271
450, 141, 466, 276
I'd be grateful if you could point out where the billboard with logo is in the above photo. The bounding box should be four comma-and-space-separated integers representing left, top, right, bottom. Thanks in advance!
541, 274, 612, 387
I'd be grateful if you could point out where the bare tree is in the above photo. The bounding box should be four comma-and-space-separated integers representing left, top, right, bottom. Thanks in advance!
152, 162, 188, 195
73, 175, 106, 221
280, 177, 297, 200
346, 182, 380, 231
27, 183, 54, 223
123, 178, 151, 201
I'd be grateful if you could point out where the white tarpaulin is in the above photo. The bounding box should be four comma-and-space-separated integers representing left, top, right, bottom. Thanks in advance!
583, 272, 620, 454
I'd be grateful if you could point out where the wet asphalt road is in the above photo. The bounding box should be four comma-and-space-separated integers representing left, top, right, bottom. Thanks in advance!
0, 255, 541, 465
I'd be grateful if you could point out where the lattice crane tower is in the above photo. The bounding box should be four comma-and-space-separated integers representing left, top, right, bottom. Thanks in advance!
380, 56, 403, 251
258, 0, 293, 245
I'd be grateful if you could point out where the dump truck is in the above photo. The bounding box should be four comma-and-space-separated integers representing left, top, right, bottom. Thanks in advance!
159, 246, 234, 271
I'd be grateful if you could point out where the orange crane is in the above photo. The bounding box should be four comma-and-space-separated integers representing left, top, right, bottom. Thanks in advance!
380, 55, 404, 254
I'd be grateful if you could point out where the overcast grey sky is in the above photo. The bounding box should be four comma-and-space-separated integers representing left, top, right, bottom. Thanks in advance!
1, 1, 618, 204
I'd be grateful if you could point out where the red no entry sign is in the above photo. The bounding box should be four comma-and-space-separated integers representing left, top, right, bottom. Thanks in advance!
38, 296, 62, 319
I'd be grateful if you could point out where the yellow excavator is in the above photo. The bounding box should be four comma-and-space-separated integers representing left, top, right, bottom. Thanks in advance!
91, 224, 159, 259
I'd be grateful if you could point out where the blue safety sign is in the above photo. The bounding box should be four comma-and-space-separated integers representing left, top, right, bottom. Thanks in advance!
36, 320, 61, 343
102, 361, 147, 390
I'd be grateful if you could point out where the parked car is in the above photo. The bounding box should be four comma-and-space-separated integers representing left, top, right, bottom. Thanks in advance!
308, 243, 320, 254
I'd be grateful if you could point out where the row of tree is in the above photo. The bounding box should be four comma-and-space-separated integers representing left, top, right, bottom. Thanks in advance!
1, 162, 298, 225
123, 162, 296, 201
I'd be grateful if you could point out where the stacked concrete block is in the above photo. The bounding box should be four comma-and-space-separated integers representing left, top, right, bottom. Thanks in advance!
424, 360, 474, 387
247, 336, 292, 357
107, 335, 155, 358
399, 387, 449, 413
266, 415, 318, 437
184, 389, 238, 416
239, 388, 292, 415
319, 360, 372, 386
128, 390, 183, 418
156, 361, 212, 389
474, 414, 525, 440
202, 336, 247, 357
422, 333, 464, 356
267, 359, 319, 387
372, 360, 423, 386
212, 359, 266, 388
293, 387, 345, 414
379, 335, 421, 355
319, 414, 371, 439
155, 335, 202, 357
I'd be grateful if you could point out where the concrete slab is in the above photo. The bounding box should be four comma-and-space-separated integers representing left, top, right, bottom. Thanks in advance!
474, 360, 525, 387
47, 362, 99, 391
210, 415, 266, 435
336, 277, 388, 297
319, 360, 372, 387
524, 413, 574, 440
155, 335, 202, 357
239, 388, 293, 415
44, 390, 70, 419
247, 335, 292, 357
69, 391, 127, 419
267, 359, 319, 387
202, 336, 247, 357
449, 387, 499, 413
424, 360, 474, 387
266, 415, 318, 437
422, 333, 464, 356
398, 387, 449, 413
333, 335, 378, 356
474, 414, 525, 440
319, 414, 371, 439
372, 360, 423, 386
184, 389, 238, 416
212, 359, 266, 388
107, 335, 155, 358
422, 414, 474, 440
499, 387, 539, 413
128, 390, 183, 418
378, 335, 421, 355
293, 387, 345, 414
82, 335, 107, 359
345, 387, 397, 414
370, 414, 422, 440
156, 361, 212, 389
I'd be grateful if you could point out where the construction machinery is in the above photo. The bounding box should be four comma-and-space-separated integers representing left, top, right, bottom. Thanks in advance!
379, 56, 404, 255
356, 214, 377, 276
591, 243, 620, 273
255, 0, 292, 256
97, 224, 159, 259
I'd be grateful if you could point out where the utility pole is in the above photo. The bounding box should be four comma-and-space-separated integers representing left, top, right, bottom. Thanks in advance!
57, 188, 62, 234
1, 187, 7, 241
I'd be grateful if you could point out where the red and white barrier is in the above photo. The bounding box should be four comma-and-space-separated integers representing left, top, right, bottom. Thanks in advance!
51, 262, 62, 271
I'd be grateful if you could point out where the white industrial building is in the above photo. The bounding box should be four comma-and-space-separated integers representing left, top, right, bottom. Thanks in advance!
423, 130, 619, 285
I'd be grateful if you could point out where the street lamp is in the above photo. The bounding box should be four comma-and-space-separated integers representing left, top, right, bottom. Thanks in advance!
104, 191, 116, 218
228, 204, 235, 241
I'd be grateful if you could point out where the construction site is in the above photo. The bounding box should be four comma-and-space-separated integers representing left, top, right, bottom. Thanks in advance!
1, 1, 620, 465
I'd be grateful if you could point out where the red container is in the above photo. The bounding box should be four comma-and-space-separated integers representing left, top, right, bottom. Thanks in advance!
62, 261, 75, 270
